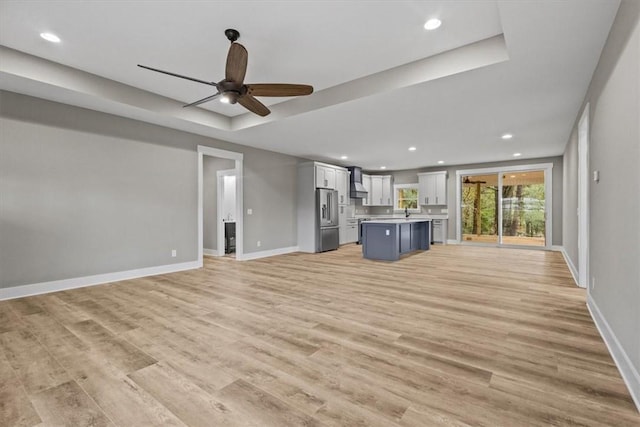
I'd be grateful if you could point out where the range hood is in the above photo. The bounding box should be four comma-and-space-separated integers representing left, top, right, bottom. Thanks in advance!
347, 166, 368, 199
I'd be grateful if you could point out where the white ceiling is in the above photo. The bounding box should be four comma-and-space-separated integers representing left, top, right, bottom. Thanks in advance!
0, 0, 620, 171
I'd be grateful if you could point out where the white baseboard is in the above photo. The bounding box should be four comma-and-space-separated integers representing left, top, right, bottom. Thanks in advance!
446, 239, 458, 245
238, 246, 299, 261
556, 246, 580, 287
203, 248, 221, 257
0, 261, 200, 301
587, 295, 640, 412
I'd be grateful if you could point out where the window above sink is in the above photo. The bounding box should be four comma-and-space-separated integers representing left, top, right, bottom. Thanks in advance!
393, 183, 420, 213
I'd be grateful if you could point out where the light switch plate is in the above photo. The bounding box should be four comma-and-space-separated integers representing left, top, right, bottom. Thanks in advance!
593, 170, 600, 183
385, 230, 390, 236
247, 208, 253, 215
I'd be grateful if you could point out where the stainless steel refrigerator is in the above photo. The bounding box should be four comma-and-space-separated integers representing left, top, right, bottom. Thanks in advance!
316, 188, 339, 252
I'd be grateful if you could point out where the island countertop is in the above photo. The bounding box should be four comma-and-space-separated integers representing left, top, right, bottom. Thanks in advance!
363, 218, 432, 225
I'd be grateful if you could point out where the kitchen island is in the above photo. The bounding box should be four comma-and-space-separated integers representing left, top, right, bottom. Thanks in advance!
361, 219, 431, 261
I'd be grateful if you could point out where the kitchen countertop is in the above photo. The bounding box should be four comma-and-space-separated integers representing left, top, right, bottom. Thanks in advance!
363, 218, 432, 224
354, 214, 448, 220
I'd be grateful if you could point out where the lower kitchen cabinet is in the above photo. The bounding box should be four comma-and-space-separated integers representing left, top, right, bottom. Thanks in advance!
347, 224, 358, 243
340, 218, 359, 245
361, 220, 430, 261
399, 223, 412, 253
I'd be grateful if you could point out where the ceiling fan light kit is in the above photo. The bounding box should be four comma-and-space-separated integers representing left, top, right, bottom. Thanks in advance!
138, 29, 313, 116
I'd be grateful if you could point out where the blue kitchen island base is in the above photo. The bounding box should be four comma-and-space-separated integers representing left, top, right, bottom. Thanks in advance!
361, 219, 431, 261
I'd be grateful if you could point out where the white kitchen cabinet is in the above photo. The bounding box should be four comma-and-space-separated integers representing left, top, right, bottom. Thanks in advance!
370, 176, 383, 205
418, 171, 447, 205
369, 175, 393, 206
316, 165, 336, 189
382, 176, 392, 206
362, 174, 372, 206
340, 216, 358, 245
346, 223, 359, 243
336, 169, 349, 204
338, 205, 348, 244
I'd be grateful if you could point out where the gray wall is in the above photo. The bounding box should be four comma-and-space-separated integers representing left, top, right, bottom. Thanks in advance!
0, 91, 302, 289
243, 148, 299, 252
563, 1, 639, 380
203, 157, 234, 251
368, 156, 563, 245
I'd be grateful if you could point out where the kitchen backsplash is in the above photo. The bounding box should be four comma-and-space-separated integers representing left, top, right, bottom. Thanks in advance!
367, 206, 448, 215
351, 199, 446, 216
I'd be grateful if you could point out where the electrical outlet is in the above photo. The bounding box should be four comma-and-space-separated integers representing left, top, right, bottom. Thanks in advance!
427, 209, 432, 213
171, 249, 177, 257
386, 209, 390, 213
247, 208, 253, 215
257, 241, 261, 247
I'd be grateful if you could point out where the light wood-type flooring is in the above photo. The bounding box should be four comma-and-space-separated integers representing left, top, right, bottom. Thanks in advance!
1, 244, 638, 426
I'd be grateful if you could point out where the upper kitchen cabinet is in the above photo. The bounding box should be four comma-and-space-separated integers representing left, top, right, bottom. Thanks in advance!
335, 168, 349, 204
381, 176, 392, 206
369, 175, 393, 206
316, 164, 336, 189
418, 171, 447, 205
362, 174, 372, 206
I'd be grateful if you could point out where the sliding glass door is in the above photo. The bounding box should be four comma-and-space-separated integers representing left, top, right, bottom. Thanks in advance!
501, 171, 546, 246
461, 174, 498, 244
457, 165, 551, 248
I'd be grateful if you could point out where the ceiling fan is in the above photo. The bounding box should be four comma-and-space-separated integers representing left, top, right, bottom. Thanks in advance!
463, 177, 487, 184
138, 29, 313, 117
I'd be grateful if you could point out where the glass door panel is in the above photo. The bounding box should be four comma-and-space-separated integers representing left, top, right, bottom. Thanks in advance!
501, 170, 546, 246
461, 174, 499, 244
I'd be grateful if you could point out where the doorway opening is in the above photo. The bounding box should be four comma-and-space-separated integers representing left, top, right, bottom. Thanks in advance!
197, 146, 244, 266
457, 163, 552, 248
217, 169, 237, 257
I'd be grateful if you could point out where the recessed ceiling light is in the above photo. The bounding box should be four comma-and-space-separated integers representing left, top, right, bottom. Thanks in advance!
408, 147, 417, 151
501, 133, 513, 140
437, 160, 445, 164
510, 175, 516, 178
513, 152, 522, 157
424, 18, 442, 30
340, 155, 348, 160
40, 32, 61, 43
380, 166, 387, 170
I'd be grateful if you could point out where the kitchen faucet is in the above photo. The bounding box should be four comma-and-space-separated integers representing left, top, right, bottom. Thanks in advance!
405, 207, 410, 218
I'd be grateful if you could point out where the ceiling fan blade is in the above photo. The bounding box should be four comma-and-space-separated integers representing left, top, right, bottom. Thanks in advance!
182, 92, 221, 108
138, 64, 217, 87
246, 84, 314, 97
238, 94, 270, 117
226, 43, 248, 84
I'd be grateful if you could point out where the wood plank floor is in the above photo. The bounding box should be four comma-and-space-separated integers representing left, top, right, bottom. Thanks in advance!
1, 244, 638, 426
